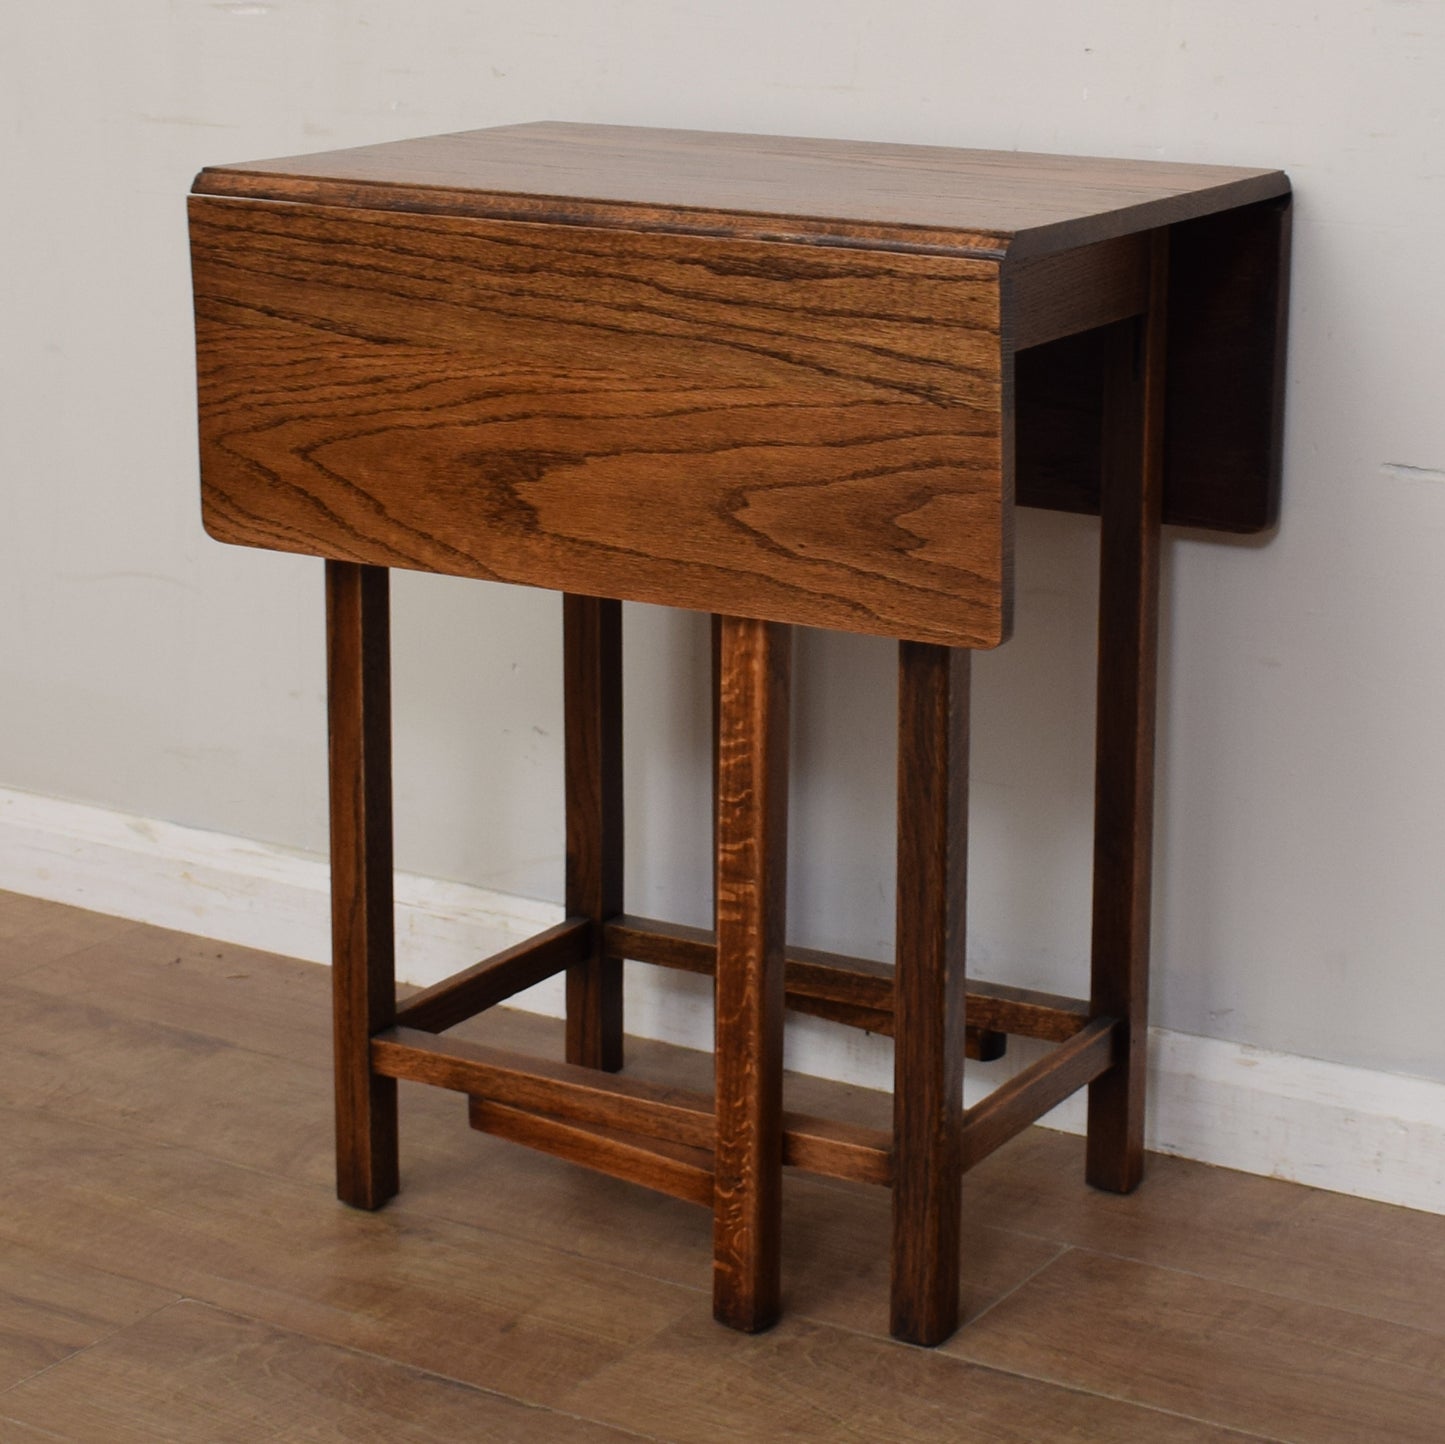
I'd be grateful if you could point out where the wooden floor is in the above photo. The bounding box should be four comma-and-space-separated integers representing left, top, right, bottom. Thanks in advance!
1, 891, 1442, 1442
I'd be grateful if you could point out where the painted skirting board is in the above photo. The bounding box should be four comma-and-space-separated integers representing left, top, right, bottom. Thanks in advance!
1, 783, 1440, 1217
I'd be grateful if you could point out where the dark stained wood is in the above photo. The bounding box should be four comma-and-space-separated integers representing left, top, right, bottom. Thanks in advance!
190, 195, 1010, 650
468, 1099, 715, 1208
1005, 232, 1148, 350
563, 595, 625, 1071
603, 915, 1079, 1049
1014, 327, 1109, 518
965, 980, 1090, 1043
768, 982, 895, 1036
960, 1019, 1120, 1171
712, 616, 791, 1332
1086, 233, 1168, 1195
373, 1026, 890, 1189
1161, 196, 1292, 533
374, 1026, 718, 1150
891, 642, 971, 1347
710, 612, 722, 936
194, 121, 1288, 262
326, 560, 398, 1210
187, 126, 1293, 1347
782, 1113, 893, 1189
969, 1024, 1009, 1064
393, 919, 590, 1034
605, 915, 894, 1035
1015, 196, 1290, 534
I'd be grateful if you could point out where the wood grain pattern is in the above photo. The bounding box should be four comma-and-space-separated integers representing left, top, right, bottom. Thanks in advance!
193, 121, 1289, 262
560, 1308, 1255, 1444
184, 125, 1295, 1351
373, 1026, 718, 1150
1006, 232, 1148, 350
1086, 234, 1168, 1195
951, 1249, 1445, 1444
0, 1238, 177, 1392
960, 1019, 1119, 1171
0, 891, 147, 975
563, 594, 625, 1069
781, 1114, 893, 1189
372, 1026, 890, 1189
602, 914, 1081, 1047
0, 1101, 696, 1418
468, 1098, 715, 1207
190, 195, 1010, 649
393, 919, 589, 1034
712, 617, 791, 1332
483, 1091, 884, 1200
0, 1300, 644, 1444
325, 561, 398, 1210
891, 642, 971, 1347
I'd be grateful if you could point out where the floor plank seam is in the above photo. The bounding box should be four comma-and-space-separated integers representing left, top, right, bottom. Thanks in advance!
8, 899, 1444, 1443
0, 1412, 69, 1442
189, 1296, 676, 1443
940, 1352, 1294, 1443
3, 963, 338, 1079
950, 1240, 1071, 1333
0, 1295, 183, 1401
1057, 1241, 1445, 1344
0, 1099, 725, 1366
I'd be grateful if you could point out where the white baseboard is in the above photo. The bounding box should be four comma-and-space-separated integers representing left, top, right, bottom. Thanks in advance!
2, 784, 1440, 1217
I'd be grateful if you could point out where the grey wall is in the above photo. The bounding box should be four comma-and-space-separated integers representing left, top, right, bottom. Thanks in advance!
3, 1, 1443, 1082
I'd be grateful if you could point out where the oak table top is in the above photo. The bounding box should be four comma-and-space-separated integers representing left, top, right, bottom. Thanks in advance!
194, 120, 1286, 259
190, 122, 1289, 648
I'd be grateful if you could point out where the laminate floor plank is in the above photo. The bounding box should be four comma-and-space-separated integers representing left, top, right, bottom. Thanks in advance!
0, 974, 1058, 1340
0, 979, 339, 1183
554, 1312, 1269, 1444
0, 1238, 177, 1391
0, 934, 1058, 1337
0, 890, 144, 976
6, 920, 334, 1067
0, 1106, 696, 1414
413, 1131, 1065, 1336
4, 891, 1443, 1443
950, 1247, 1445, 1444
966, 1126, 1445, 1334
0, 1300, 651, 1443
0, 1416, 69, 1442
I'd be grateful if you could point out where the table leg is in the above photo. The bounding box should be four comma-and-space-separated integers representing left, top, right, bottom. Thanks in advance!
1086, 232, 1168, 1194
712, 615, 790, 1333
563, 595, 624, 1072
326, 560, 399, 1209
891, 642, 970, 1346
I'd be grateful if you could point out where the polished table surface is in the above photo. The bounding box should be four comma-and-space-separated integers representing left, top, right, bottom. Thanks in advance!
190, 122, 1289, 648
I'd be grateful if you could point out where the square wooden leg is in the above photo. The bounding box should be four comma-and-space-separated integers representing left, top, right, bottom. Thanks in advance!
890, 642, 971, 1346
712, 615, 790, 1333
563, 594, 624, 1072
1087, 233, 1168, 1194
326, 560, 399, 1210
